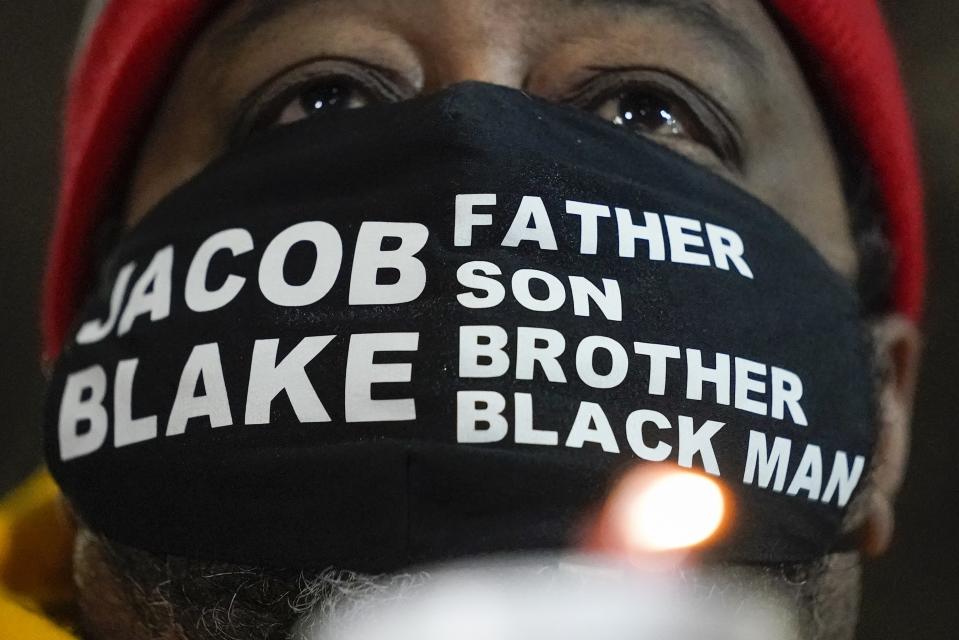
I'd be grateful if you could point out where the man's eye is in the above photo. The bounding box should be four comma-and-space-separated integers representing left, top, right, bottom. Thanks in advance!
231, 59, 410, 142
593, 90, 690, 139
272, 77, 372, 127
569, 71, 743, 170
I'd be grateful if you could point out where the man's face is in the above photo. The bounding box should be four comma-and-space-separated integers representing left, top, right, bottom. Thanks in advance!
73, 1, 920, 638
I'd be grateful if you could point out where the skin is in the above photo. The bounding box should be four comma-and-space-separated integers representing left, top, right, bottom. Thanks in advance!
71, 0, 922, 637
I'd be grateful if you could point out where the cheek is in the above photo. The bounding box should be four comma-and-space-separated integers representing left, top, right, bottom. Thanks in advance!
123, 97, 223, 227
125, 156, 210, 229
122, 40, 238, 227
742, 117, 857, 281
72, 529, 141, 639
813, 553, 863, 636
732, 27, 858, 279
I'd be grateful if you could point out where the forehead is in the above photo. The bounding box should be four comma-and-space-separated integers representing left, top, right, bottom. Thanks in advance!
190, 0, 789, 134
201, 0, 779, 73
216, 0, 768, 59
186, 0, 796, 147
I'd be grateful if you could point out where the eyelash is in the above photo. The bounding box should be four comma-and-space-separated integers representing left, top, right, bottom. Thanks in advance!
563, 68, 743, 169
229, 57, 411, 141
230, 61, 743, 170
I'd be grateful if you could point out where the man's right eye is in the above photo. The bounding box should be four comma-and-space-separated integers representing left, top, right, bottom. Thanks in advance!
272, 76, 373, 125
232, 59, 408, 141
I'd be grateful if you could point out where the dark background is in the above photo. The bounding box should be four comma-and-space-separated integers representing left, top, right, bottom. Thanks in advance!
1, 2, 955, 636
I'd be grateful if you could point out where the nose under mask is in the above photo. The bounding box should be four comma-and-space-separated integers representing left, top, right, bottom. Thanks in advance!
46, 82, 874, 570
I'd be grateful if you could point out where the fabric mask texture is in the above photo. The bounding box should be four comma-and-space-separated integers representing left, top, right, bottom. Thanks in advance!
45, 82, 874, 570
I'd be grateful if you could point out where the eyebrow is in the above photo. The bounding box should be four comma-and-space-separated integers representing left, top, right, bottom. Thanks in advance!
614, 0, 766, 70
216, 0, 765, 72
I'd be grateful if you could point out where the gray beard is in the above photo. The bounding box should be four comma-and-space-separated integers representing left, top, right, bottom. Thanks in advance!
82, 528, 860, 640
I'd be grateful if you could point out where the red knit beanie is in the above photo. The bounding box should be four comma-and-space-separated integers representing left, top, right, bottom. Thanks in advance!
41, 0, 925, 363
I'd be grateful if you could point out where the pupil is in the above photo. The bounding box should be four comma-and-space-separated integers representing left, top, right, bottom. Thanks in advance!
619, 93, 671, 129
300, 81, 349, 114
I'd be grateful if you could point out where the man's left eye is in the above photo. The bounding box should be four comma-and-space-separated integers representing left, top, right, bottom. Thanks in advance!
272, 77, 373, 126
568, 71, 742, 169
592, 90, 690, 138
230, 58, 411, 142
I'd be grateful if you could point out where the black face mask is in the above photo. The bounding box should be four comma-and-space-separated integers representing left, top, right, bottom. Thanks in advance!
46, 82, 874, 570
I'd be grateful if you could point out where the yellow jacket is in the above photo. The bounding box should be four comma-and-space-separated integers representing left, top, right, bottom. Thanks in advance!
0, 471, 77, 639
